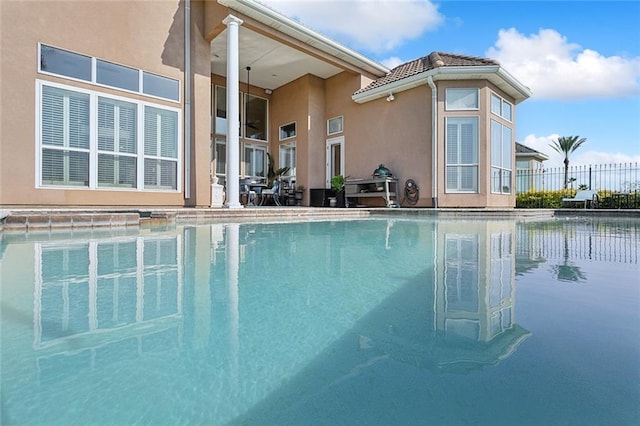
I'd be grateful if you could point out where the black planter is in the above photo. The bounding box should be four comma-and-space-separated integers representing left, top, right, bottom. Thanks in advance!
336, 191, 346, 208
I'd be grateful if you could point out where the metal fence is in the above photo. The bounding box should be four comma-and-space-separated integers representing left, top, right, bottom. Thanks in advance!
516, 162, 640, 208
516, 162, 640, 193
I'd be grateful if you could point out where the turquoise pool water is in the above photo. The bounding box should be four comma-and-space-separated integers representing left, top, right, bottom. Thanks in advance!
1, 217, 638, 425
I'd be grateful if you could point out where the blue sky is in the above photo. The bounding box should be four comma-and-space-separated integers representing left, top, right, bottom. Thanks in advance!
261, 0, 640, 168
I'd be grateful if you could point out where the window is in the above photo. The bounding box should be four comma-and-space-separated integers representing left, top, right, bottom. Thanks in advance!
144, 106, 179, 190
37, 80, 180, 191
279, 122, 296, 140
279, 141, 296, 181
40, 45, 92, 82
491, 93, 512, 121
40, 85, 90, 186
142, 72, 179, 102
244, 144, 266, 180
39, 44, 179, 102
214, 138, 226, 186
446, 88, 479, 110
96, 60, 139, 92
214, 86, 227, 136
327, 116, 343, 135
446, 117, 478, 192
491, 120, 513, 194
244, 94, 267, 141
97, 97, 137, 188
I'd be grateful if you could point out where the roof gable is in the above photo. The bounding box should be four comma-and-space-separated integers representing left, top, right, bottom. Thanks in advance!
352, 51, 531, 104
355, 52, 498, 94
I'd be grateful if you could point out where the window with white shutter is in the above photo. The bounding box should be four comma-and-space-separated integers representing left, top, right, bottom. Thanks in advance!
445, 117, 478, 192
41, 85, 90, 186
37, 80, 180, 191
97, 97, 138, 188
144, 106, 178, 190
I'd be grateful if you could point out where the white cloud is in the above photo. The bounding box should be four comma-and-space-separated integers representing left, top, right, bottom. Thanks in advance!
261, 0, 444, 54
487, 28, 640, 100
520, 134, 640, 170
380, 56, 404, 69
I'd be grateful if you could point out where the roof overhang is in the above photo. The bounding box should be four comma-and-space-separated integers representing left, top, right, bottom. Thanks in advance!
217, 0, 389, 78
516, 151, 549, 162
352, 65, 532, 104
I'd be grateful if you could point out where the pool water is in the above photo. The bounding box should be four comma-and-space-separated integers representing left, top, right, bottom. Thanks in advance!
1, 217, 638, 425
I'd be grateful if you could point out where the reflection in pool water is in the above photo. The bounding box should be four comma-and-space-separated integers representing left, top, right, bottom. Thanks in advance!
1, 217, 638, 424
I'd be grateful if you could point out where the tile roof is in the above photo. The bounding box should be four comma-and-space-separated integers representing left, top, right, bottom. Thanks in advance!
516, 142, 541, 154
355, 51, 499, 94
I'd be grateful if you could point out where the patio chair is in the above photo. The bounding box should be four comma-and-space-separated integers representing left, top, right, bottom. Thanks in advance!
562, 190, 599, 209
259, 180, 281, 206
239, 179, 257, 206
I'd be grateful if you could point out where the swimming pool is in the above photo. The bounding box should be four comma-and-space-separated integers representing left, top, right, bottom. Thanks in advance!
1, 216, 638, 425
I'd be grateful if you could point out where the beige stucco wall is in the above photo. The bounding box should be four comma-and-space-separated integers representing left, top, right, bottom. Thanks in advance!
0, 0, 213, 207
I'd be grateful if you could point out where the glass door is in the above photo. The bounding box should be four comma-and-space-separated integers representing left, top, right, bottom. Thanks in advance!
325, 136, 344, 187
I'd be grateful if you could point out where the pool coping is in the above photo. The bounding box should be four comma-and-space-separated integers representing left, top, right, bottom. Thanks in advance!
1, 206, 639, 233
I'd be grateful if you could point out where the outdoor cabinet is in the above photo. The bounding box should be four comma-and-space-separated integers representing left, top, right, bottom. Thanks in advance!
310, 188, 336, 207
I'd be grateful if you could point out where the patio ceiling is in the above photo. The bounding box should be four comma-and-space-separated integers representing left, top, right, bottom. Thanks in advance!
210, 26, 344, 91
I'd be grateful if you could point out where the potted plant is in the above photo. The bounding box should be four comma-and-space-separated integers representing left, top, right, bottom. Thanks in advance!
330, 175, 347, 207
266, 153, 290, 186
294, 185, 305, 206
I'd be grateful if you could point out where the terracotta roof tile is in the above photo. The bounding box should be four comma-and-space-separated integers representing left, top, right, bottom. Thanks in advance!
354, 51, 499, 95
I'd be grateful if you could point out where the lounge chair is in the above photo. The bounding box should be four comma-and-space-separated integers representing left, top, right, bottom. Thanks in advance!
562, 190, 598, 209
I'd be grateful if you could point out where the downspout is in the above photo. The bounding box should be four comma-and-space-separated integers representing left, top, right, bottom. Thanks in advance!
427, 75, 438, 208
184, 0, 191, 201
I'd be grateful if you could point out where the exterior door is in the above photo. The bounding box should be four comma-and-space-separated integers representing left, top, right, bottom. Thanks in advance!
325, 136, 344, 187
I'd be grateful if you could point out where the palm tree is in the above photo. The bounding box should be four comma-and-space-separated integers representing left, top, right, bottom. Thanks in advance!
550, 136, 587, 189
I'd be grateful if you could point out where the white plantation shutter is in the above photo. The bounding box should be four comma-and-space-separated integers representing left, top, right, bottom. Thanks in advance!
38, 81, 179, 191
446, 117, 478, 192
41, 85, 90, 186
144, 106, 178, 189
97, 97, 137, 188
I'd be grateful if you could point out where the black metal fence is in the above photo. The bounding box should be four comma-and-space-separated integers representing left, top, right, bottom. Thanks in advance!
516, 162, 640, 208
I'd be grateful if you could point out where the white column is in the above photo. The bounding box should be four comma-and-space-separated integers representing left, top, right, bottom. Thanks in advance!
223, 15, 244, 209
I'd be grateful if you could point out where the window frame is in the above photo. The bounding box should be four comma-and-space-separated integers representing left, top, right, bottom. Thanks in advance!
38, 43, 180, 103
445, 88, 479, 111
242, 143, 267, 181
279, 122, 297, 141
244, 93, 268, 142
490, 119, 513, 194
36, 79, 182, 192
445, 116, 479, 193
279, 141, 296, 182
490, 93, 513, 122
327, 116, 344, 135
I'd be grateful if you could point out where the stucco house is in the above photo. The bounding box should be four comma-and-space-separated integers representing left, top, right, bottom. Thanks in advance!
515, 142, 548, 193
0, 0, 531, 209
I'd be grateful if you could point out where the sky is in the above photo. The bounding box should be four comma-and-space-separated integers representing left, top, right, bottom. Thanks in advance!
260, 0, 640, 169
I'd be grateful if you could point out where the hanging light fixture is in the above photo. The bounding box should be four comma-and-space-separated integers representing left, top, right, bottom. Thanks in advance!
245, 66, 258, 130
